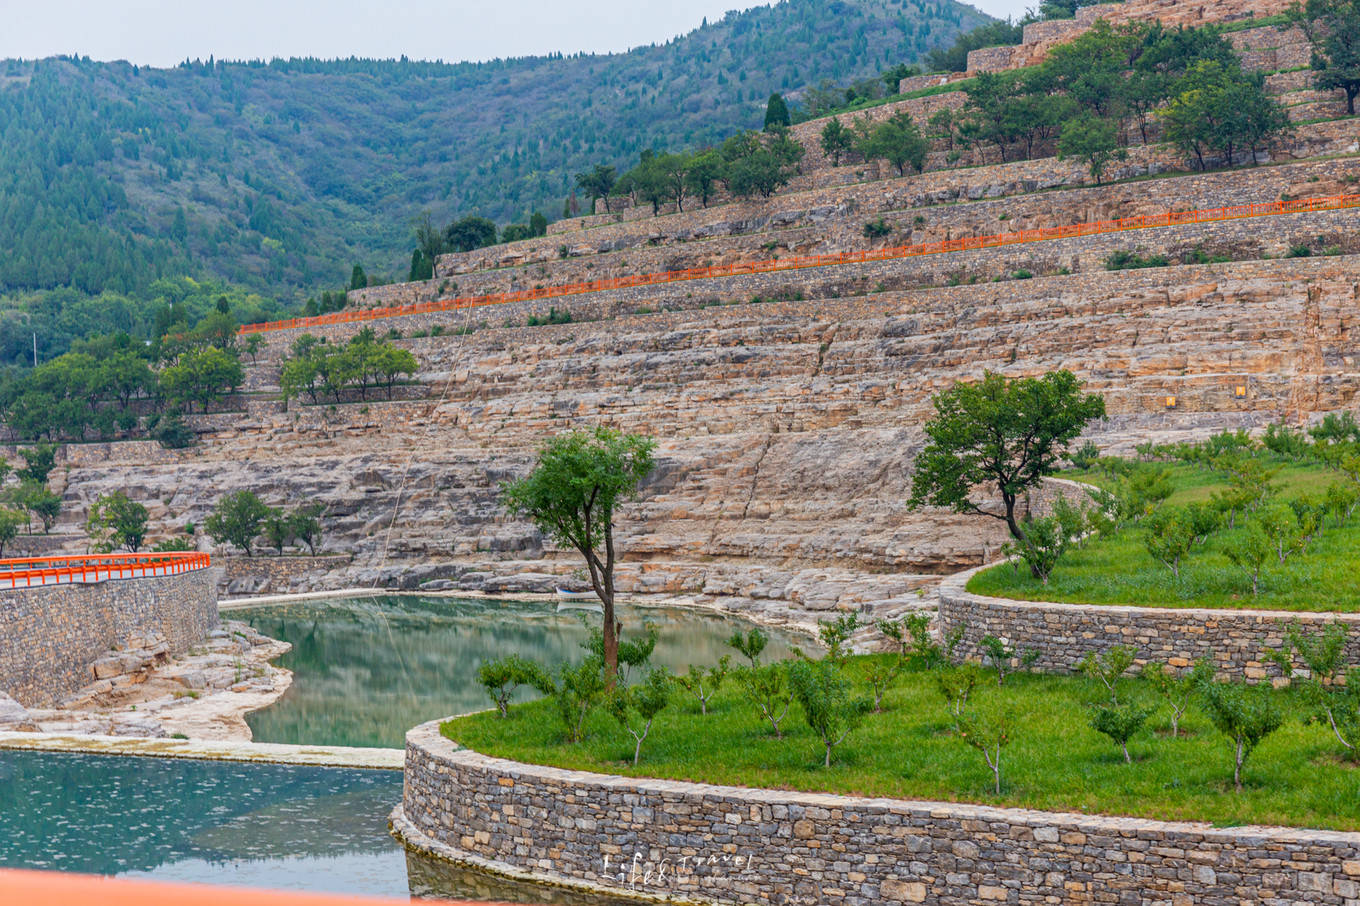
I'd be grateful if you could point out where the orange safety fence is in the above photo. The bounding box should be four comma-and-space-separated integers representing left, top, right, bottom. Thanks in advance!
239, 193, 1360, 336
0, 552, 211, 589
0, 868, 490, 906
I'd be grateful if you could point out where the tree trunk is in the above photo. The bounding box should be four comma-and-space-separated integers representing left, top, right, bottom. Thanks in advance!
824, 742, 832, 768
1234, 738, 1244, 791
1121, 741, 1130, 763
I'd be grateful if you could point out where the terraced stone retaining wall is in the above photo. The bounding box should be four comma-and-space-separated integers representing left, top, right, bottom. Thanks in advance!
937, 568, 1360, 680
396, 720, 1360, 906
0, 566, 221, 706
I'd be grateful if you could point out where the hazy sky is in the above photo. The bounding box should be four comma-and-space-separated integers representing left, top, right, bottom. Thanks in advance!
2, 0, 1027, 67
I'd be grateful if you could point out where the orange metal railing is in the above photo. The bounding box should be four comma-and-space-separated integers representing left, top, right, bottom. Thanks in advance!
239, 193, 1360, 336
0, 552, 211, 589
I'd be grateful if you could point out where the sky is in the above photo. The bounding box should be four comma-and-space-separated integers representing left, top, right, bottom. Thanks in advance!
1, 0, 1024, 68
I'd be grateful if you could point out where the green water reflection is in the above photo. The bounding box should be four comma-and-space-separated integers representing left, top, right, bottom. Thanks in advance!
239, 595, 804, 749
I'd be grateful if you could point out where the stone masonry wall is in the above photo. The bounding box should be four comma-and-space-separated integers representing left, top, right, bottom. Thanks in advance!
397, 719, 1360, 906
0, 566, 221, 706
937, 568, 1360, 680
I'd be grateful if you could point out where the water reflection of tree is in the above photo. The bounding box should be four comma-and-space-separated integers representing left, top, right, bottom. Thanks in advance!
238, 597, 801, 749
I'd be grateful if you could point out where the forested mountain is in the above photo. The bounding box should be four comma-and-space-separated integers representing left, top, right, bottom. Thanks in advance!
0, 0, 989, 365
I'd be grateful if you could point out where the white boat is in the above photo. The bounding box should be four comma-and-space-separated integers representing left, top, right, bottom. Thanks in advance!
555, 588, 602, 613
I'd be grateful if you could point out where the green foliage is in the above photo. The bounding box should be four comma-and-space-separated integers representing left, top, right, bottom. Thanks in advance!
575, 164, 618, 214
819, 116, 853, 165
205, 489, 271, 557
936, 662, 984, 716
279, 329, 416, 403
954, 707, 1011, 794
862, 217, 893, 239
818, 612, 861, 663
609, 667, 673, 765
501, 427, 655, 676
910, 370, 1106, 551
16, 444, 56, 485
8, 481, 61, 534
86, 491, 149, 553
1200, 679, 1285, 791
1144, 506, 1197, 577
1000, 514, 1071, 584
740, 661, 792, 737
0, 508, 21, 555
1080, 645, 1137, 704
925, 20, 1025, 73
545, 655, 607, 744
1293, 0, 1360, 115
789, 658, 871, 766
525, 307, 573, 327
727, 627, 769, 669
763, 93, 791, 131
1160, 60, 1289, 170
288, 505, 325, 556
852, 111, 929, 176
1089, 701, 1151, 763
444, 216, 498, 254
978, 634, 1039, 686
160, 346, 244, 413
673, 656, 731, 715
1105, 250, 1171, 270
1056, 112, 1125, 183
1142, 658, 1215, 737
478, 654, 551, 719
152, 413, 196, 449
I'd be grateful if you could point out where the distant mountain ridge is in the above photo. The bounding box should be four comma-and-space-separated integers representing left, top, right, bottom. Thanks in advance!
0, 0, 990, 319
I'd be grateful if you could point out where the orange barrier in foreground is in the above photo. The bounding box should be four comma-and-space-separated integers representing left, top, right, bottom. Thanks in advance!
0, 868, 488, 906
240, 193, 1360, 336
0, 552, 211, 589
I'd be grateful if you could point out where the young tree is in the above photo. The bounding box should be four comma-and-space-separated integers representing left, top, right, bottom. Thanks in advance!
501, 427, 655, 677
0, 508, 21, 556
544, 655, 607, 743
1057, 113, 1125, 184
1293, 0, 1360, 115
727, 627, 769, 669
261, 509, 293, 555
741, 661, 792, 737
956, 708, 1011, 795
854, 112, 929, 176
789, 659, 870, 767
684, 151, 725, 207
349, 264, 368, 291
1223, 520, 1272, 595
937, 663, 983, 717
1200, 679, 1284, 791
205, 490, 271, 557
574, 164, 618, 214
289, 505, 324, 555
763, 92, 791, 131
1090, 701, 1151, 763
909, 370, 1106, 553
818, 612, 860, 663
1001, 514, 1069, 584
1142, 658, 1214, 737
477, 654, 551, 719
86, 491, 149, 553
16, 482, 61, 534
160, 346, 244, 413
1144, 506, 1195, 577
979, 634, 1038, 686
1080, 645, 1137, 704
673, 657, 730, 715
16, 444, 56, 485
609, 667, 672, 765
820, 117, 852, 166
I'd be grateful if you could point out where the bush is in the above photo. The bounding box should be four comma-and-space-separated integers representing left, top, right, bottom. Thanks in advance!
1200, 679, 1285, 791
152, 414, 196, 449
1104, 250, 1170, 271
978, 635, 1039, 686
1079, 645, 1136, 704
1089, 701, 1151, 763
672, 657, 730, 715
818, 612, 860, 663
609, 667, 672, 764
544, 655, 607, 743
477, 655, 551, 718
788, 659, 871, 767
526, 307, 573, 327
1070, 440, 1101, 470
862, 218, 892, 239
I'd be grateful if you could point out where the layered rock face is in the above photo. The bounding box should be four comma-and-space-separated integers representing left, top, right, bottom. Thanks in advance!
37, 253, 1360, 617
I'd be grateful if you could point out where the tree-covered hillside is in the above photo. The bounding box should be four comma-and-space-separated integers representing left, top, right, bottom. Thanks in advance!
0, 0, 988, 356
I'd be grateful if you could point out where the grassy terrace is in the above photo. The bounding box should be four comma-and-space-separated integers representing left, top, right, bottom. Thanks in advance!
445, 658, 1360, 831
967, 455, 1360, 612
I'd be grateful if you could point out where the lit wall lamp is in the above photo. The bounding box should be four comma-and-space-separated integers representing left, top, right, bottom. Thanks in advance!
1235, 385, 1247, 399
1165, 395, 1178, 409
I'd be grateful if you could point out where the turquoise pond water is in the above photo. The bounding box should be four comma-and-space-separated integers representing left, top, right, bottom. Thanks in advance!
0, 749, 643, 903
238, 595, 805, 748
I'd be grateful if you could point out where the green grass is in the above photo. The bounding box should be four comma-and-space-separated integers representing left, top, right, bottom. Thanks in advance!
445, 658, 1360, 831
968, 458, 1360, 612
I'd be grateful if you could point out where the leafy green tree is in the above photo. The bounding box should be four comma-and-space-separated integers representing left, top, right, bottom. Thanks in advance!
673, 656, 730, 715
727, 627, 769, 669
978, 634, 1038, 686
1293, 0, 1360, 115
574, 164, 618, 214
1001, 514, 1070, 584
0, 508, 22, 555
741, 661, 793, 737
789, 658, 870, 766
205, 489, 271, 557
242, 333, 265, 365
817, 612, 860, 663
15, 481, 61, 534
763, 92, 791, 131
349, 264, 368, 291
86, 491, 149, 553
1200, 679, 1284, 791
1223, 520, 1272, 595
1144, 506, 1195, 577
16, 444, 57, 485
444, 216, 498, 253
684, 150, 725, 207
909, 370, 1106, 549
160, 346, 244, 413
1080, 645, 1137, 704
261, 509, 293, 555
819, 117, 852, 165
1058, 113, 1125, 184
1142, 658, 1215, 737
956, 708, 1010, 794
853, 112, 929, 176
1090, 701, 1151, 763
501, 427, 655, 677
609, 667, 672, 764
477, 654, 551, 718
1161, 61, 1287, 169
289, 504, 324, 555
544, 655, 606, 743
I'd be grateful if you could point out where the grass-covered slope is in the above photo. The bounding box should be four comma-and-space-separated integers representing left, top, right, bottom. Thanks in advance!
445, 656, 1360, 831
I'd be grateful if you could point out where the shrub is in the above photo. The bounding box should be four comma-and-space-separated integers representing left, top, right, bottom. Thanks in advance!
1200, 679, 1285, 791
1011, 269, 1033, 280
150, 536, 196, 552
740, 661, 792, 737
672, 657, 731, 715
1104, 250, 1170, 271
818, 612, 861, 663
863, 218, 892, 239
545, 655, 607, 743
1222, 520, 1272, 595
153, 414, 196, 449
978, 635, 1038, 686
1090, 701, 1151, 763
526, 307, 573, 327
955, 708, 1010, 795
788, 659, 871, 767
1286, 243, 1312, 258
727, 627, 769, 669
1142, 658, 1215, 737
1000, 514, 1068, 584
478, 655, 551, 718
609, 667, 672, 765
1069, 440, 1101, 470
1079, 645, 1137, 704
1143, 507, 1195, 577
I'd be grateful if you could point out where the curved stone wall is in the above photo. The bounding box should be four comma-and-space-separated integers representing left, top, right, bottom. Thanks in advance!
937, 567, 1360, 679
0, 566, 222, 706
396, 719, 1360, 906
